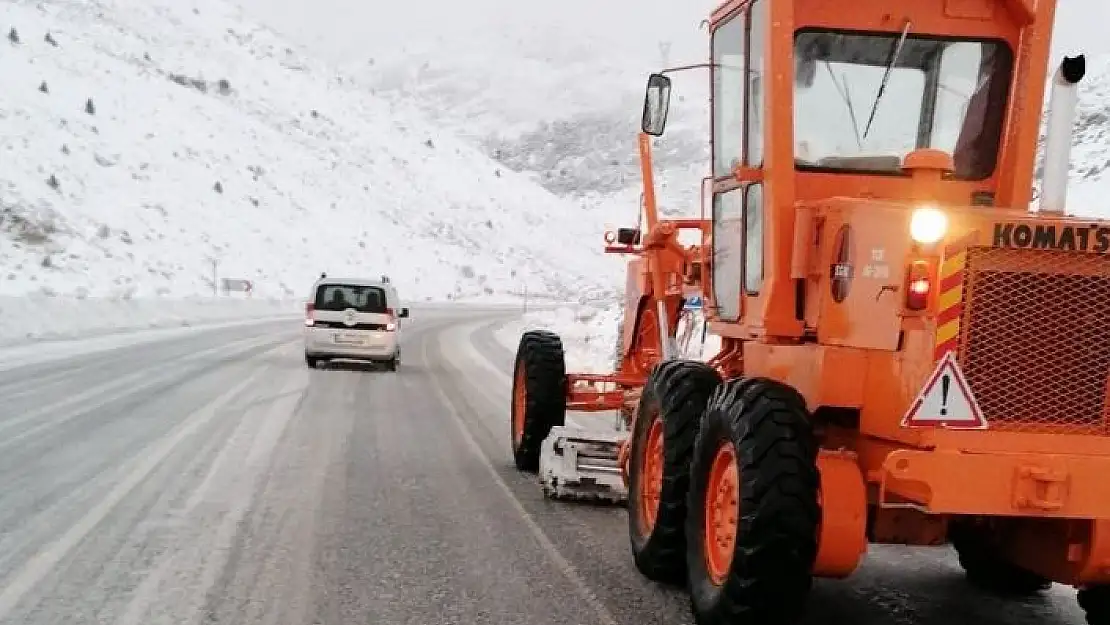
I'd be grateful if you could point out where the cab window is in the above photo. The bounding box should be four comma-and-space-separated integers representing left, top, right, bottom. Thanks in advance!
747, 0, 767, 167
712, 10, 746, 177
711, 188, 745, 321
792, 29, 1013, 180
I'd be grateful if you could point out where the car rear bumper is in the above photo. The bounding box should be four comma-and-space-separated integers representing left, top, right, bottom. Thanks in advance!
878, 447, 1110, 519
304, 327, 397, 360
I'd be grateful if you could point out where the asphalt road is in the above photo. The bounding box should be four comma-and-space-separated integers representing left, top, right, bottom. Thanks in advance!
0, 307, 1089, 625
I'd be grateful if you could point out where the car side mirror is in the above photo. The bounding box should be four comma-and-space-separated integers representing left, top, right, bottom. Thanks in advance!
641, 73, 672, 136
399, 307, 409, 318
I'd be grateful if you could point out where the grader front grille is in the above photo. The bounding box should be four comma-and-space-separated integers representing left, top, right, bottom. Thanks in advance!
958, 246, 1110, 434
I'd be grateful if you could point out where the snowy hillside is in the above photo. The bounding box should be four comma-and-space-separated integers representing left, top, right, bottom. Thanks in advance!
1035, 54, 1110, 217
232, 0, 715, 209
0, 0, 625, 301
236, 0, 1110, 220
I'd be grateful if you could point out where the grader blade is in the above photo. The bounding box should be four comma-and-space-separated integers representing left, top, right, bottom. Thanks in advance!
538, 426, 628, 504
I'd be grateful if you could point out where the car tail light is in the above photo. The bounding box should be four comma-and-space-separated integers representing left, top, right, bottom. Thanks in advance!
905, 261, 932, 311
304, 302, 315, 326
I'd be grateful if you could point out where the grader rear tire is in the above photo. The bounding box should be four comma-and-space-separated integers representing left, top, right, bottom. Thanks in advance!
1079, 586, 1110, 625
627, 359, 721, 585
686, 377, 820, 625
511, 330, 567, 472
950, 522, 1051, 596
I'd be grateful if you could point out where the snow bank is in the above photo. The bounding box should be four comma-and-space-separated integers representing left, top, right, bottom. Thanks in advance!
496, 304, 623, 373
496, 301, 722, 374
0, 295, 298, 345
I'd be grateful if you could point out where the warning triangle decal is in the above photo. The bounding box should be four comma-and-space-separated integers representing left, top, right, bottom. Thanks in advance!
900, 352, 987, 429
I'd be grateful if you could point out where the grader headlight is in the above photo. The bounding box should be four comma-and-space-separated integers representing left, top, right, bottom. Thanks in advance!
909, 206, 948, 244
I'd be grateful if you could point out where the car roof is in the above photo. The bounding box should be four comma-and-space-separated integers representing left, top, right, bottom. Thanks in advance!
315, 276, 387, 286
313, 276, 396, 291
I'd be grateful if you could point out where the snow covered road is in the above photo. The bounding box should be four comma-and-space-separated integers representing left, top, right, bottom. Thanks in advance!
0, 309, 1088, 624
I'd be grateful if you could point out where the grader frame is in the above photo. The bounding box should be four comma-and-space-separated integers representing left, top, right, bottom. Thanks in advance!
509, 131, 709, 502
564, 133, 710, 421
511, 0, 1110, 623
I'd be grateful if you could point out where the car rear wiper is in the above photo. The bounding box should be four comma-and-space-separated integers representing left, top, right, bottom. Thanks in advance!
862, 19, 912, 140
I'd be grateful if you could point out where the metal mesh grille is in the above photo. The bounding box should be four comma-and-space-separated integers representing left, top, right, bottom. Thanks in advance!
958, 247, 1110, 434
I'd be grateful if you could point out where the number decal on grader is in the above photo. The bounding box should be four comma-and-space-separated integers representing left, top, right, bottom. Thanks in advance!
509, 2, 1110, 624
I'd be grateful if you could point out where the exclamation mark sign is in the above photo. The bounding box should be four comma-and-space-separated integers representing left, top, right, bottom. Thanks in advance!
940, 374, 951, 416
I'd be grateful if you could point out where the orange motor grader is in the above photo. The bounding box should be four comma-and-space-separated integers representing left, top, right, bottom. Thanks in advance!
511, 0, 1110, 623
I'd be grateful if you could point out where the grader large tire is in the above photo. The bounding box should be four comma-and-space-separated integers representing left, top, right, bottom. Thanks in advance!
1078, 586, 1110, 625
510, 330, 567, 472
628, 359, 721, 585
949, 522, 1051, 596
686, 377, 820, 625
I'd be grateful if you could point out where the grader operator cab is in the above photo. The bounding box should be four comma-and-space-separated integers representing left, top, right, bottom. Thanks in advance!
511, 0, 1110, 623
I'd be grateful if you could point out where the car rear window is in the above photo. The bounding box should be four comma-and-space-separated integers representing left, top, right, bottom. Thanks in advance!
314, 284, 388, 312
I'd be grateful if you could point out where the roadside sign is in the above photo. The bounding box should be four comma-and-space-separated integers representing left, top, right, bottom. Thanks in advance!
220, 278, 254, 296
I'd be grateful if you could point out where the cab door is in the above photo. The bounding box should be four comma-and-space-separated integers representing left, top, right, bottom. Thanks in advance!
708, 0, 767, 327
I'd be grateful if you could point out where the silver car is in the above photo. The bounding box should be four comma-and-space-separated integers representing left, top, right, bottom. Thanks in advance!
303, 274, 409, 370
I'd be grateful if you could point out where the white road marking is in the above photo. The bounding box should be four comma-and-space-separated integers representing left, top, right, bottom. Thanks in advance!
0, 315, 298, 372
117, 344, 308, 625
0, 334, 278, 441
420, 336, 620, 625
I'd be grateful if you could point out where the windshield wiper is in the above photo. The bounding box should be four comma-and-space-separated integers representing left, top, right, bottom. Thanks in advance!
862, 19, 912, 140
824, 61, 863, 150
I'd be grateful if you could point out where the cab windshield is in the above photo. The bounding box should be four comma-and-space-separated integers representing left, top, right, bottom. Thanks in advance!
793, 29, 1013, 180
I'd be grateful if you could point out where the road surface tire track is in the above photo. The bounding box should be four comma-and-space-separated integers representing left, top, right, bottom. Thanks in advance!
0, 311, 1089, 625
0, 341, 295, 625
424, 322, 696, 625
0, 335, 298, 570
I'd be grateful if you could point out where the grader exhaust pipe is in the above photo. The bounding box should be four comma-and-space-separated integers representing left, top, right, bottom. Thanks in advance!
1039, 54, 1085, 214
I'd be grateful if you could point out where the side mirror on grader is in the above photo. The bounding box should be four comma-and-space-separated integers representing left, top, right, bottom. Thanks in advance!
641, 73, 672, 137
511, 1, 1110, 624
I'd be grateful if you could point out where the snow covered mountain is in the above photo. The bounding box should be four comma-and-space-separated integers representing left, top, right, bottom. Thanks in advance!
0, 0, 624, 301
238, 0, 1110, 221
233, 0, 716, 213
6, 0, 1110, 307
1036, 54, 1110, 217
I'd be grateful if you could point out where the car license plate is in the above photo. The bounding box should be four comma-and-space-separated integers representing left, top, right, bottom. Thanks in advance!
333, 332, 364, 345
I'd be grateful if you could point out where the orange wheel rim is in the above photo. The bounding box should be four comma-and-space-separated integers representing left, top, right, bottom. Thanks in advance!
638, 415, 664, 532
704, 442, 740, 586
512, 363, 526, 446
